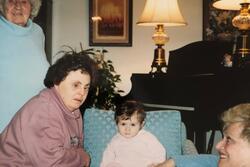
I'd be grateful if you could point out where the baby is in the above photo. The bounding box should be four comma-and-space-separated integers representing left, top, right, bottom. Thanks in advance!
100, 100, 166, 167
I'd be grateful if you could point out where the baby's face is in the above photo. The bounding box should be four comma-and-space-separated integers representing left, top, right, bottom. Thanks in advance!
117, 114, 143, 139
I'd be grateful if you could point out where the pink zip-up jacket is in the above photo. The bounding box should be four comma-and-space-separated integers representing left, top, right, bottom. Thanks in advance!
0, 87, 88, 166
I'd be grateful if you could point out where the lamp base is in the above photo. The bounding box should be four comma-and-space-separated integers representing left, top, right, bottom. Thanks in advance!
150, 45, 167, 73
233, 30, 250, 68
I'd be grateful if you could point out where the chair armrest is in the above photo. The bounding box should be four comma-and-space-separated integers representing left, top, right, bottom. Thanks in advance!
171, 154, 219, 167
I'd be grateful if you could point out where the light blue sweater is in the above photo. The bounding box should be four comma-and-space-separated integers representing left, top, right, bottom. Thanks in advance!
0, 16, 49, 132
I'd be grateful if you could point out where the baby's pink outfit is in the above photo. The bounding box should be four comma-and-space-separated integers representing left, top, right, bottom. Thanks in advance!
100, 129, 166, 167
105, 162, 123, 167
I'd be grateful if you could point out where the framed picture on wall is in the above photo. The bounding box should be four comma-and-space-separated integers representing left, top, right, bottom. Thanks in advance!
89, 0, 132, 46
203, 0, 239, 42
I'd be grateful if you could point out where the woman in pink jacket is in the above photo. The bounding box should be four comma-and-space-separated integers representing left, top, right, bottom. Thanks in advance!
0, 50, 98, 167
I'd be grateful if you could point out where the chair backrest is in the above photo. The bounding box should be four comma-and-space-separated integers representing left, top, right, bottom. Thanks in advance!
83, 108, 183, 167
144, 110, 183, 156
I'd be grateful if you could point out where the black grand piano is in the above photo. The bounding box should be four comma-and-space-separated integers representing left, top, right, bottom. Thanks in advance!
125, 40, 250, 153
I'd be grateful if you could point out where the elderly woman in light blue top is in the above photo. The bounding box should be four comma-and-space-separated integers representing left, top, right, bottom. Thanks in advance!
0, 0, 49, 132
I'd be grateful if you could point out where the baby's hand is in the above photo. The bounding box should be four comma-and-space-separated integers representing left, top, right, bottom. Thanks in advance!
147, 163, 156, 167
149, 159, 175, 167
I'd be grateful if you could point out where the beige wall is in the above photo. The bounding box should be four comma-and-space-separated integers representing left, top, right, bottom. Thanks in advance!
52, 0, 203, 94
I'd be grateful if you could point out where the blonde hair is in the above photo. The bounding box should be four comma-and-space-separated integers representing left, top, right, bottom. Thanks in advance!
222, 103, 250, 143
0, 0, 41, 19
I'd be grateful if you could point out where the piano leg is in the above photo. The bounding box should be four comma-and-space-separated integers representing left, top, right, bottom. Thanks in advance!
206, 130, 216, 154
195, 131, 207, 153
182, 112, 207, 153
186, 128, 207, 154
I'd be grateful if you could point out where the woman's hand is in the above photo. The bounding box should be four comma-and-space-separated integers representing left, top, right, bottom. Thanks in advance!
79, 148, 90, 167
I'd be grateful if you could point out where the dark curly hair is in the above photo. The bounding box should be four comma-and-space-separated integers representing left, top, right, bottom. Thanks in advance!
44, 50, 98, 88
115, 100, 146, 124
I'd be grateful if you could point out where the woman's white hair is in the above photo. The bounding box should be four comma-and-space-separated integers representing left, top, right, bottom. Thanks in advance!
0, 0, 41, 19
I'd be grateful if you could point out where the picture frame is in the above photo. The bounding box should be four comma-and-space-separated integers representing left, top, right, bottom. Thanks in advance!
89, 0, 132, 47
203, 0, 238, 42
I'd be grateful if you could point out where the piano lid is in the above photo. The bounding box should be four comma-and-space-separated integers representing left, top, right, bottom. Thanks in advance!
167, 41, 234, 76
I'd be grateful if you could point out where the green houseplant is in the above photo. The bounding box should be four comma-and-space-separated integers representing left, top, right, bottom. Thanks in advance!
80, 48, 124, 110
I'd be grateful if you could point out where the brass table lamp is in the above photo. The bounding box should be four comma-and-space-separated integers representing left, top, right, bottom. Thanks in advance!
213, 0, 250, 68
137, 0, 187, 73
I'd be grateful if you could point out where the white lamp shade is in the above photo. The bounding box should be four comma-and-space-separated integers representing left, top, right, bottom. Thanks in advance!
213, 0, 250, 10
137, 0, 187, 26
